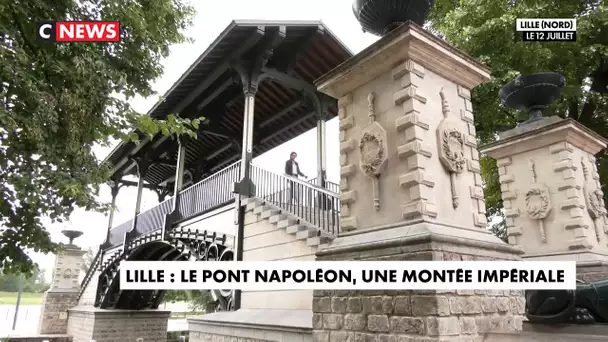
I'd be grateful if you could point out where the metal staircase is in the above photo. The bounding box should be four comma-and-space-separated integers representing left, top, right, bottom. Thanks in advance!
77, 162, 341, 310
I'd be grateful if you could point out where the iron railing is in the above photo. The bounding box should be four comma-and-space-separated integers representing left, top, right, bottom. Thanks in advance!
177, 161, 240, 221
249, 164, 341, 235
307, 177, 340, 194
77, 248, 101, 300
136, 197, 173, 234
101, 160, 340, 250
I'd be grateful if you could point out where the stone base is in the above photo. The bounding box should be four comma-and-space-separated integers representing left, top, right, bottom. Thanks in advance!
522, 252, 608, 282
66, 305, 170, 342
187, 309, 312, 342
486, 321, 608, 341
313, 221, 525, 341
577, 261, 608, 282
38, 289, 79, 334
0, 335, 71, 342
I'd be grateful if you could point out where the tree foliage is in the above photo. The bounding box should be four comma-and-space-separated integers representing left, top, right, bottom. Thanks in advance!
165, 290, 213, 312
0, 0, 200, 275
429, 0, 608, 238
0, 265, 50, 293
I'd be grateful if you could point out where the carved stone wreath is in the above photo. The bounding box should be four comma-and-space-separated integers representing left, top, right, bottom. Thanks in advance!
587, 189, 606, 219
359, 132, 384, 176
62, 268, 73, 279
441, 129, 466, 173
525, 188, 551, 220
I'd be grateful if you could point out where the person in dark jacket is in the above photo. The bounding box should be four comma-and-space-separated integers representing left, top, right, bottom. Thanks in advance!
284, 152, 307, 204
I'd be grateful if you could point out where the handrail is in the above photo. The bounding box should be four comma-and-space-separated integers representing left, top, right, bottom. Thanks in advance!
77, 248, 102, 301
307, 177, 340, 195
177, 160, 240, 222
249, 164, 341, 235
269, 170, 336, 197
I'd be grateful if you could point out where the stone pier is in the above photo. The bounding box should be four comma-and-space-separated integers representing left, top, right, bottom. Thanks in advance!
480, 117, 608, 281
38, 243, 86, 335
312, 22, 525, 341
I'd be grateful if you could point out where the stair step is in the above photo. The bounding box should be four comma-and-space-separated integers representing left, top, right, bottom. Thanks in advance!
241, 198, 257, 206
253, 205, 270, 215
296, 228, 317, 240
286, 224, 303, 235
277, 219, 298, 229
260, 208, 280, 219
245, 202, 259, 212
269, 214, 287, 224
307, 235, 332, 247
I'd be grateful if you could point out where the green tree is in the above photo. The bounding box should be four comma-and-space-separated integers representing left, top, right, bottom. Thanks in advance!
0, 0, 201, 275
429, 0, 608, 239
0, 265, 49, 292
165, 290, 213, 312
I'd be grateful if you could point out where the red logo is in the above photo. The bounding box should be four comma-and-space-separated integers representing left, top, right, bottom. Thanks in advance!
36, 21, 120, 42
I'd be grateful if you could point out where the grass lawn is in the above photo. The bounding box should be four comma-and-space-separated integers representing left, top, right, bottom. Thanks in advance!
0, 291, 43, 305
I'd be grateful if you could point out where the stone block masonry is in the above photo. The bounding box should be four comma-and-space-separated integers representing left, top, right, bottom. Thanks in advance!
39, 245, 85, 335
313, 21, 525, 341
38, 290, 79, 334
313, 237, 525, 342
66, 306, 170, 342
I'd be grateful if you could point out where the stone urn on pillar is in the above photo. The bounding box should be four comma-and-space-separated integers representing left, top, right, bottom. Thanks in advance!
480, 74, 608, 324
311, 1, 527, 340
499, 72, 566, 125
352, 0, 436, 36
62, 229, 84, 247
38, 228, 86, 335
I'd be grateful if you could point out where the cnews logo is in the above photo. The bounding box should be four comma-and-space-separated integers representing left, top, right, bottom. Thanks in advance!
36, 21, 121, 42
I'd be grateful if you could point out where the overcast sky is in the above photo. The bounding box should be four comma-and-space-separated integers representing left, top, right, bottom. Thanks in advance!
33, 0, 379, 281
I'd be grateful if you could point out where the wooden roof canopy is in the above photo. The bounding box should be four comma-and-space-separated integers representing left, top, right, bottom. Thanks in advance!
103, 20, 353, 188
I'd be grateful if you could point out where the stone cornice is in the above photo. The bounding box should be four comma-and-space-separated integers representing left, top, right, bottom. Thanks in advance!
480, 118, 608, 159
315, 22, 491, 99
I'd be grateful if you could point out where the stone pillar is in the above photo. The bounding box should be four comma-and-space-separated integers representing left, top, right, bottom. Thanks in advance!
480, 117, 608, 281
38, 244, 85, 334
313, 22, 525, 341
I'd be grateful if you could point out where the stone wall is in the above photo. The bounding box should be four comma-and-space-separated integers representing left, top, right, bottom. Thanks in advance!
313, 233, 525, 341
313, 288, 524, 341
189, 333, 271, 342
2, 337, 71, 342
38, 290, 79, 334
241, 210, 316, 310
187, 309, 312, 342
67, 306, 170, 342
39, 245, 85, 335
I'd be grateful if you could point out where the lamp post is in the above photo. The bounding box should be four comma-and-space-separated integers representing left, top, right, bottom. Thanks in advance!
12, 273, 24, 330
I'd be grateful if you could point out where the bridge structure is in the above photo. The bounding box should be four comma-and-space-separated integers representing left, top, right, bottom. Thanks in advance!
40, 20, 353, 341
36, 16, 608, 342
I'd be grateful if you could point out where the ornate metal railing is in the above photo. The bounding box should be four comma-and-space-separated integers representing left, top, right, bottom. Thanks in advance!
250, 164, 341, 235
178, 161, 240, 222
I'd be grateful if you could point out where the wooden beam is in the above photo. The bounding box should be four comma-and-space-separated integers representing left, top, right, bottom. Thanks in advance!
117, 180, 162, 191
278, 27, 324, 74
259, 98, 306, 128
206, 142, 234, 161
260, 67, 316, 94
260, 111, 314, 144
109, 27, 266, 177
195, 76, 239, 111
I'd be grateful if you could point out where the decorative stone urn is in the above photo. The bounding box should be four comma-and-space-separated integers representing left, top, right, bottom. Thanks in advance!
499, 72, 566, 124
352, 0, 436, 36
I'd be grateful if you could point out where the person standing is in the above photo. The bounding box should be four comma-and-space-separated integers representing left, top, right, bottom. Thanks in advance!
284, 152, 307, 204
